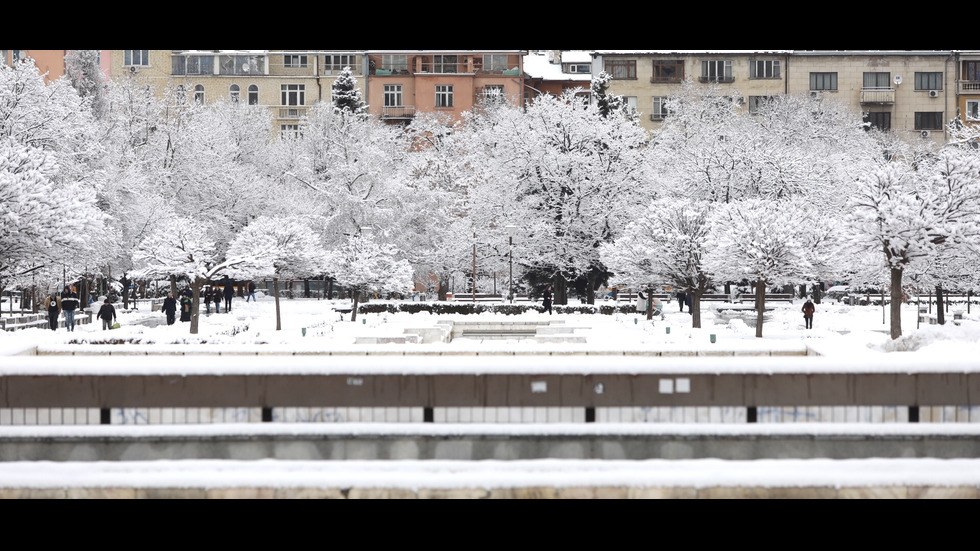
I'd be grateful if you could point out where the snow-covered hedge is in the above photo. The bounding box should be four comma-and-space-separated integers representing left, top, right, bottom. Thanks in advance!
356, 303, 637, 316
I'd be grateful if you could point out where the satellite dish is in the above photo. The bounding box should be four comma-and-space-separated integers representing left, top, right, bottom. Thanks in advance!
242, 63, 250, 72
894, 75, 902, 85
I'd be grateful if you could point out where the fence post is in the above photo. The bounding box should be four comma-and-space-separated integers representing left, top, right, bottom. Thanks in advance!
909, 406, 919, 423
747, 406, 758, 423
585, 407, 596, 423
100, 408, 111, 425
262, 407, 273, 422
423, 407, 434, 423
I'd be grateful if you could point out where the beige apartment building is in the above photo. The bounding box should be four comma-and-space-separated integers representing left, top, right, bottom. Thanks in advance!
108, 50, 366, 137
592, 50, 969, 146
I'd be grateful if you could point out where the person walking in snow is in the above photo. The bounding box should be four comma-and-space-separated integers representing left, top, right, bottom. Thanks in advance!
212, 287, 222, 313
246, 281, 257, 302
802, 298, 815, 329
162, 292, 177, 326
44, 293, 61, 331
96, 299, 116, 330
60, 285, 80, 332
179, 290, 193, 322
542, 285, 554, 315
222, 277, 234, 312
676, 291, 687, 312
203, 286, 212, 314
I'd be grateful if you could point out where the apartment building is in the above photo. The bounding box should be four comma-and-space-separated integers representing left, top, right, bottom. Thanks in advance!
364, 51, 526, 125
592, 50, 964, 145
523, 50, 592, 102
109, 50, 366, 137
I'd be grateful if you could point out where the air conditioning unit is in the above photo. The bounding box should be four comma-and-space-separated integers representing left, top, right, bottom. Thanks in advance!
920, 130, 931, 138
809, 91, 821, 99
929, 90, 939, 98
129, 66, 139, 74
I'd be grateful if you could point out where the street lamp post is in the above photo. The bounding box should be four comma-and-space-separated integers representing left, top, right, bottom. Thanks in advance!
505, 225, 517, 303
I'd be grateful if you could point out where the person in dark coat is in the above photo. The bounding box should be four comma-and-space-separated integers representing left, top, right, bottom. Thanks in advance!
60, 285, 80, 332
44, 293, 61, 331
213, 287, 222, 313
802, 299, 815, 329
96, 299, 116, 330
203, 286, 212, 314
222, 277, 234, 312
676, 291, 686, 312
542, 285, 553, 315
246, 281, 257, 302
179, 290, 193, 322
162, 292, 177, 325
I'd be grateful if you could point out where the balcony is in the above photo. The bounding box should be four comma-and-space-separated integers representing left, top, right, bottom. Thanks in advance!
959, 80, 980, 93
277, 107, 308, 120
860, 87, 895, 104
382, 105, 416, 120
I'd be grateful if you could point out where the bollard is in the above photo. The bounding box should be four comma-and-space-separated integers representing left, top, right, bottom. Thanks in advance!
302, 328, 306, 337
362, 318, 366, 324
710, 334, 716, 343
665, 327, 670, 334
634, 318, 637, 324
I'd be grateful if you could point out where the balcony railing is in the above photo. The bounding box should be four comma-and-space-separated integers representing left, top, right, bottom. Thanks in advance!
860, 87, 895, 104
382, 105, 416, 119
277, 107, 308, 120
960, 80, 980, 93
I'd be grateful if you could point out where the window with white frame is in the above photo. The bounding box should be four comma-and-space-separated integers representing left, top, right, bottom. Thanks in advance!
482, 85, 504, 103
863, 72, 891, 89
172, 54, 213, 75
193, 85, 205, 105
248, 85, 259, 105
701, 60, 733, 82
968, 100, 980, 121
384, 84, 403, 107
280, 124, 301, 139
651, 96, 669, 120
229, 84, 240, 102
281, 84, 305, 106
174, 85, 187, 104
748, 95, 775, 114
435, 85, 453, 108
284, 54, 308, 68
484, 54, 508, 72
604, 59, 636, 79
749, 59, 780, 79
125, 50, 150, 66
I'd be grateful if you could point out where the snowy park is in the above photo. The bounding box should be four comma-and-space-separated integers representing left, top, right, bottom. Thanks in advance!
5, 53, 980, 497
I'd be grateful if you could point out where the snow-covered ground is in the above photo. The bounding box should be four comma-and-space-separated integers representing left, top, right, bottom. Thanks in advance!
3, 295, 980, 494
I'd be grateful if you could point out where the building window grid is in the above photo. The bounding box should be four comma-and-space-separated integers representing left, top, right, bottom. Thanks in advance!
281, 84, 305, 106
193, 85, 205, 105
651, 60, 683, 83
483, 55, 509, 72
810, 72, 838, 91
604, 60, 637, 80
864, 111, 891, 131
433, 55, 459, 73
384, 84, 403, 107
125, 50, 150, 67
748, 95, 775, 115
248, 85, 259, 106
325, 55, 357, 71
381, 55, 408, 73
915, 112, 944, 130
229, 84, 240, 102
284, 55, 308, 69
749, 59, 780, 79
967, 100, 980, 121
435, 85, 454, 108
701, 60, 733, 82
863, 72, 891, 89
915, 72, 943, 91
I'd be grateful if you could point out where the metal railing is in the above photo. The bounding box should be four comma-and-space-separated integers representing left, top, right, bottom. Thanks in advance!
382, 105, 416, 119
860, 87, 896, 104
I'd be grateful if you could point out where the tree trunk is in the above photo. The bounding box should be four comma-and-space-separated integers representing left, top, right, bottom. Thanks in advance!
350, 293, 360, 322
189, 276, 203, 335
646, 286, 654, 320
274, 276, 282, 331
587, 272, 599, 305
691, 288, 703, 329
554, 275, 568, 305
121, 275, 130, 310
169, 275, 178, 298
755, 278, 766, 338
935, 285, 945, 325
890, 266, 904, 340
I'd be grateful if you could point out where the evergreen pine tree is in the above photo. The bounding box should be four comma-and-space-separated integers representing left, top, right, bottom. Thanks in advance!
331, 67, 367, 118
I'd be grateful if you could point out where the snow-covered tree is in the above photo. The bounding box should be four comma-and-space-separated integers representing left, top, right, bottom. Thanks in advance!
65, 50, 109, 120
226, 216, 324, 330
704, 199, 827, 337
331, 67, 367, 118
324, 230, 413, 322
600, 199, 713, 327
132, 217, 245, 334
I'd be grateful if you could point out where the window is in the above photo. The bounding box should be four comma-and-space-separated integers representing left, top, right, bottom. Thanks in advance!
604, 59, 636, 79
651, 60, 683, 82
701, 60, 733, 82
433, 55, 458, 73
171, 55, 213, 75
748, 95, 775, 115
281, 84, 305, 106
810, 72, 838, 91
651, 97, 669, 120
915, 72, 943, 91
280, 124, 301, 139
193, 85, 205, 104
125, 50, 150, 66
625, 96, 637, 112
284, 55, 308, 68
174, 85, 187, 105
915, 112, 944, 130
963, 61, 980, 82
325, 54, 356, 71
229, 84, 240, 102
863, 112, 891, 131
968, 101, 980, 121
482, 85, 505, 103
749, 59, 780, 79
567, 64, 590, 74
384, 84, 403, 107
863, 72, 891, 89
381, 55, 407, 72
248, 85, 259, 105
484, 54, 508, 72
435, 85, 453, 108
219, 55, 264, 76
